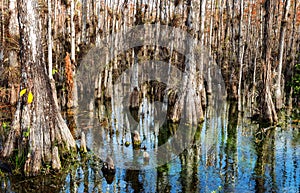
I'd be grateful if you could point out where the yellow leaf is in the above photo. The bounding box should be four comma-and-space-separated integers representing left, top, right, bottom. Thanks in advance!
27, 91, 34, 104
20, 89, 27, 97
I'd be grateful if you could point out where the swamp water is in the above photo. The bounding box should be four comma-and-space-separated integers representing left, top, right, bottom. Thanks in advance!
0, 100, 299, 193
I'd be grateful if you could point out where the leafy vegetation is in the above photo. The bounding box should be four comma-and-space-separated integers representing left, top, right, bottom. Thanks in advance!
292, 63, 300, 96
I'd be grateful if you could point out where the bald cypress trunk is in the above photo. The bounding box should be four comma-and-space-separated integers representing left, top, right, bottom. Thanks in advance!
1, 0, 76, 176
8, 0, 19, 106
260, 0, 278, 124
170, 0, 204, 124
237, 0, 244, 111
48, 0, 53, 80
275, 0, 291, 109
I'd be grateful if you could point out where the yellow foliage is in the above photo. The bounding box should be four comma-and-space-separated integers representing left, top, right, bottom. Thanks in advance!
27, 91, 33, 104
20, 89, 27, 97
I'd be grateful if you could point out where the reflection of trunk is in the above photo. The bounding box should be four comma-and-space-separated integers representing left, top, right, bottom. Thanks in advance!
260, 0, 277, 124
156, 164, 170, 192
125, 170, 143, 192
179, 147, 199, 193
9, 172, 68, 192
254, 129, 275, 193
224, 102, 238, 192
1, 0, 76, 176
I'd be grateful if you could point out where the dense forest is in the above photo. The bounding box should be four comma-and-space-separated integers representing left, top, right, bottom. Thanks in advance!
0, 0, 299, 179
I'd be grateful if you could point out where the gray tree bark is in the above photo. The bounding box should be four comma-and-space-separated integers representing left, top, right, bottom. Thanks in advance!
48, 0, 53, 79
8, 0, 19, 106
237, 0, 244, 111
275, 0, 291, 109
260, 0, 278, 124
1, 0, 76, 176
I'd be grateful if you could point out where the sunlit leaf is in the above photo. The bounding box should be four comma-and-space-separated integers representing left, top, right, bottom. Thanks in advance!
27, 91, 34, 104
52, 68, 58, 75
20, 88, 27, 97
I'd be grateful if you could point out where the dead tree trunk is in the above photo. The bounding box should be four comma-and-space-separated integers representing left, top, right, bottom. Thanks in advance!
1, 0, 76, 176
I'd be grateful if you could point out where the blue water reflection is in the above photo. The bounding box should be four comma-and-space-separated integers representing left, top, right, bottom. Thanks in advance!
61, 102, 299, 193
1, 102, 299, 193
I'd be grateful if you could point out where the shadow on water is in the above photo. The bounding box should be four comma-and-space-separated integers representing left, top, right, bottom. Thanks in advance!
0, 99, 299, 193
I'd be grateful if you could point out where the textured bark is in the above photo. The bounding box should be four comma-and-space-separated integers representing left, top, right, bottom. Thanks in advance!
8, 0, 19, 106
65, 52, 74, 108
1, 0, 76, 176
275, 0, 291, 109
48, 0, 53, 79
260, 0, 278, 124
81, 0, 87, 43
70, 0, 75, 61
170, 0, 204, 124
70, 0, 78, 108
237, 0, 244, 111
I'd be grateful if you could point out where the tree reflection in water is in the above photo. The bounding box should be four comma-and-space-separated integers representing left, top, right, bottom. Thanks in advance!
0, 99, 299, 193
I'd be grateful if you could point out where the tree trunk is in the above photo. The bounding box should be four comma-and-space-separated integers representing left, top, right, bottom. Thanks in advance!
8, 0, 19, 106
48, 0, 53, 79
0, 1, 3, 59
275, 0, 291, 109
1, 0, 76, 176
68, 0, 78, 108
260, 0, 278, 124
82, 0, 87, 43
237, 0, 244, 111
70, 0, 75, 61
170, 0, 204, 124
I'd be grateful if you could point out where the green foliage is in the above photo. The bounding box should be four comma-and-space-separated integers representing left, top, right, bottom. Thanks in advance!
23, 127, 30, 138
52, 68, 58, 75
1, 121, 11, 136
292, 63, 300, 96
1, 121, 9, 130
41, 164, 51, 174
10, 150, 26, 174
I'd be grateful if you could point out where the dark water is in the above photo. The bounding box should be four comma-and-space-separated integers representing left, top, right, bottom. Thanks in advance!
0, 101, 299, 193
